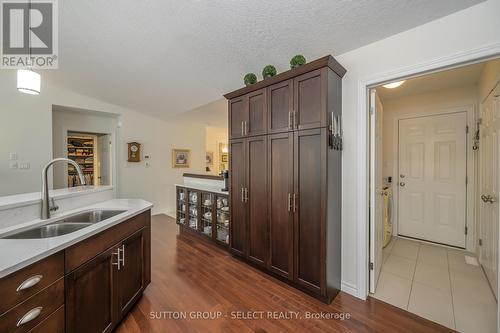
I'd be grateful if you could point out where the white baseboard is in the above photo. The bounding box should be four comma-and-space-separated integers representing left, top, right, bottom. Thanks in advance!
152, 209, 175, 218
341, 281, 359, 298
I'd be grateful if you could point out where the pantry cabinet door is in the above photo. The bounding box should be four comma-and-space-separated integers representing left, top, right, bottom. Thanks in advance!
229, 96, 247, 139
229, 139, 247, 256
267, 132, 294, 279
293, 69, 327, 130
246, 135, 268, 266
293, 128, 326, 294
268, 80, 293, 134
246, 89, 267, 136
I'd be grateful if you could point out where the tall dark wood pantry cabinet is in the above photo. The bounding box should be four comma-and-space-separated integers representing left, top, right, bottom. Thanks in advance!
225, 55, 345, 303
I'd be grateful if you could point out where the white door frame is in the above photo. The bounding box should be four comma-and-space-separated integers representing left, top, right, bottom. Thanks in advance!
356, 42, 500, 301
391, 107, 475, 251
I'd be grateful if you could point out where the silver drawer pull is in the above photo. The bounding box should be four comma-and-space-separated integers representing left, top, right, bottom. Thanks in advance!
17, 306, 43, 327
16, 275, 43, 292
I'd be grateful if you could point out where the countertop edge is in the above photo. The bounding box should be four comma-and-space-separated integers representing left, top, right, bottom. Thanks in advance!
175, 183, 229, 195
0, 200, 152, 278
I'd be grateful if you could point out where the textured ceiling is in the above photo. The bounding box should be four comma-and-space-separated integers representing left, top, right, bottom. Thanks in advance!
377, 61, 485, 101
45, 0, 484, 118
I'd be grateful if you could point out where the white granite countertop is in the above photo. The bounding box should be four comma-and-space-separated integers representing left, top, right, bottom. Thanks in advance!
175, 183, 229, 195
0, 198, 153, 278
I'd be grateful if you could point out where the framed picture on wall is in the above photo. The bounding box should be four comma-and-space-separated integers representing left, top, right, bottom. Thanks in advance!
172, 149, 191, 168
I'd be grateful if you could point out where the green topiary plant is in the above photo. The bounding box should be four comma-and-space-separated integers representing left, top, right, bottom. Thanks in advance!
243, 73, 257, 86
290, 55, 306, 69
262, 65, 277, 79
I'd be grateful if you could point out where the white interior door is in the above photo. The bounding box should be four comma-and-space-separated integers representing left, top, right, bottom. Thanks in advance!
398, 112, 467, 247
479, 93, 499, 299
369, 89, 384, 293
97, 134, 112, 186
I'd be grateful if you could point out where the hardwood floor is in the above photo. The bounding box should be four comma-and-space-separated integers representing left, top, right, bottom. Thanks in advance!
115, 214, 453, 333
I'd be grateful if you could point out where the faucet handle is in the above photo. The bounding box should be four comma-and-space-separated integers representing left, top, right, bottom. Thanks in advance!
49, 198, 59, 212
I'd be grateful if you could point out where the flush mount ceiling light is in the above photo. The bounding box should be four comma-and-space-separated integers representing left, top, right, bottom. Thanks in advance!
17, 69, 41, 95
17, 0, 41, 95
383, 80, 406, 89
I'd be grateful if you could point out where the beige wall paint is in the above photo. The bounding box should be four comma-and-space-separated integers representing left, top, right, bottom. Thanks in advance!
478, 58, 500, 102
205, 126, 228, 175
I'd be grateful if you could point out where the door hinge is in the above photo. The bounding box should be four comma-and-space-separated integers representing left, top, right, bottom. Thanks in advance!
479, 239, 483, 246
466, 125, 469, 134
369, 262, 374, 270
465, 226, 468, 235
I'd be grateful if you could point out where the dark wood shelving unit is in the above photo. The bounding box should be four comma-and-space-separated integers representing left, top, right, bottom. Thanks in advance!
67, 135, 95, 186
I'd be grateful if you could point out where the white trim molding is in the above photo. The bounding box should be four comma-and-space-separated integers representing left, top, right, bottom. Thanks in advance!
356, 42, 500, 300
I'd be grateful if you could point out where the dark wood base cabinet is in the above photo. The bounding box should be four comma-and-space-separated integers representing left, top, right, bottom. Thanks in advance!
0, 210, 151, 333
225, 55, 345, 303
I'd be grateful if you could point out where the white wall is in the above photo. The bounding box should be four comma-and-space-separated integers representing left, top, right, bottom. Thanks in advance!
335, 0, 500, 296
0, 71, 208, 215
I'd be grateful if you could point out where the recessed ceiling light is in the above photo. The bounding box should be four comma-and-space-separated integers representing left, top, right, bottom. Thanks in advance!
383, 80, 405, 89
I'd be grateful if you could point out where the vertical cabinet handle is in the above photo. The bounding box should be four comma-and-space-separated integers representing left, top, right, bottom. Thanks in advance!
17, 306, 43, 327
16, 275, 43, 292
241, 188, 245, 202
293, 111, 297, 129
293, 193, 297, 212
119, 244, 125, 267
287, 193, 292, 211
288, 111, 292, 129
241, 121, 244, 136
112, 250, 121, 270
245, 188, 249, 203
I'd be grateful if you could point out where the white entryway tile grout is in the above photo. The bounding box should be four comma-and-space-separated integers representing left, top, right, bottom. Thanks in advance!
372, 236, 496, 332
446, 248, 457, 330
406, 242, 420, 310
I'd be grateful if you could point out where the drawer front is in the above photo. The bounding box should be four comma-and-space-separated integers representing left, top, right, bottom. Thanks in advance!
65, 210, 151, 273
28, 305, 64, 333
0, 252, 64, 314
0, 278, 64, 333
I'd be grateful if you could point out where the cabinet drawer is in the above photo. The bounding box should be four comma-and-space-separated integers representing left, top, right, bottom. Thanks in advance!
28, 305, 64, 333
65, 210, 150, 273
0, 252, 64, 314
0, 278, 64, 333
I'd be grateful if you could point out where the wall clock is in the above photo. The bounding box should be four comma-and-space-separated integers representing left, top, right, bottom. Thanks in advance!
128, 142, 141, 162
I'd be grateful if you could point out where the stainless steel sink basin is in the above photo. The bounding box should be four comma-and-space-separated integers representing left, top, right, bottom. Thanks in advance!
60, 210, 126, 223
3, 222, 92, 239
1, 210, 126, 239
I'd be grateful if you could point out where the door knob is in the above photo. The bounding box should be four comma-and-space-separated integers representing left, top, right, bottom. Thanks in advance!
399, 182, 405, 187
400, 174, 405, 178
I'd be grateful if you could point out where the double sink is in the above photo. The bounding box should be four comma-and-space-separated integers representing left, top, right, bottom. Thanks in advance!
2, 210, 125, 239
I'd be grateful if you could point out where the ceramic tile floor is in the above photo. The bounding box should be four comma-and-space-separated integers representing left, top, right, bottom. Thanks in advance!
372, 237, 497, 332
